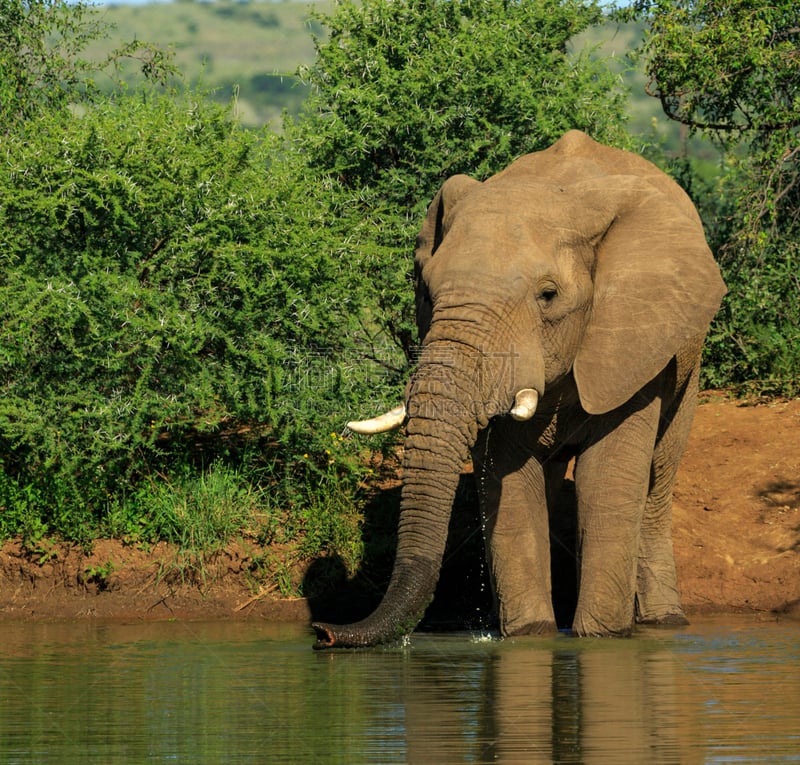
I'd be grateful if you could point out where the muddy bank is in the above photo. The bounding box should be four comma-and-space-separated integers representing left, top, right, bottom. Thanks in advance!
1, 396, 798, 625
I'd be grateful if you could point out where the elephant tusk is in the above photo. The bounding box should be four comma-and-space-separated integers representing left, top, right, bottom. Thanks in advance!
510, 388, 539, 421
346, 405, 406, 435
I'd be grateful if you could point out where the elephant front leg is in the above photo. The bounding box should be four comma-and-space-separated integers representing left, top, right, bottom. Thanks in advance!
573, 385, 662, 637
474, 429, 557, 636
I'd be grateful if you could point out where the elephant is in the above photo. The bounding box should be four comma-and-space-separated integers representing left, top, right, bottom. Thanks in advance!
312, 130, 726, 649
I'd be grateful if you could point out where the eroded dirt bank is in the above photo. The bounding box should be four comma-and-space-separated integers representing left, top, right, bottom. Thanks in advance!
1, 395, 798, 624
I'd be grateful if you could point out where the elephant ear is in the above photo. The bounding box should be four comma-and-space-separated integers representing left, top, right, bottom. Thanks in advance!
415, 174, 482, 264
415, 174, 482, 338
572, 175, 727, 415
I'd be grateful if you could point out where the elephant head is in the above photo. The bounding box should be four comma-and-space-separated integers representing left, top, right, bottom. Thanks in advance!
312, 130, 726, 649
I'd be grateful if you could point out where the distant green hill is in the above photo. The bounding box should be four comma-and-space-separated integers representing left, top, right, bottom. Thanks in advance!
87, 0, 332, 127
89, 0, 710, 164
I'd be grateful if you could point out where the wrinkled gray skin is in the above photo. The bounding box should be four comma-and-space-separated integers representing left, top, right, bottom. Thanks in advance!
313, 131, 726, 648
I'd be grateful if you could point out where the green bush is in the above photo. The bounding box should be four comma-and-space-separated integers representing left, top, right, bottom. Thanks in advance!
299, 0, 629, 204
1, 0, 104, 128
627, 0, 800, 396
0, 89, 386, 551
0, 0, 176, 132
701, 156, 800, 397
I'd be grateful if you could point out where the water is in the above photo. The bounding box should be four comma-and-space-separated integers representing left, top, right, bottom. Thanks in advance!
1, 616, 799, 764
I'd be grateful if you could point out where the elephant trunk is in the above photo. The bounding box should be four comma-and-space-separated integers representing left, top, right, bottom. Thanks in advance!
312, 354, 483, 649
311, 553, 449, 649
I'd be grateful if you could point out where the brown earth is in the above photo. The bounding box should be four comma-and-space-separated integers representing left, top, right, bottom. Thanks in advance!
1, 394, 798, 626
671, 394, 800, 619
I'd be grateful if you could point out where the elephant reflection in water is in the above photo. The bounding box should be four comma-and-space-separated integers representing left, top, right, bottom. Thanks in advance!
400, 642, 688, 764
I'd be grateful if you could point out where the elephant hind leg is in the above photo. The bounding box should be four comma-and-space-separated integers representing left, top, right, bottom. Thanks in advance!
635, 362, 699, 625
635, 483, 689, 626
636, 460, 688, 625
636, 498, 689, 624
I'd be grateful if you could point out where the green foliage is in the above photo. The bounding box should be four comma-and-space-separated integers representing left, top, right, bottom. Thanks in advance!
294, 0, 631, 357
627, 0, 798, 135
704, 247, 800, 398
0, 85, 387, 551
81, 559, 117, 590
0, 0, 390, 576
0, 0, 177, 133
0, 0, 105, 128
702, 156, 800, 397
625, 0, 800, 396
300, 0, 629, 204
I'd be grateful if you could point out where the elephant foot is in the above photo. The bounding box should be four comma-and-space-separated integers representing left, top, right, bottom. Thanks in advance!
571, 609, 634, 637
636, 611, 689, 627
503, 619, 558, 637
572, 624, 633, 638
635, 594, 689, 626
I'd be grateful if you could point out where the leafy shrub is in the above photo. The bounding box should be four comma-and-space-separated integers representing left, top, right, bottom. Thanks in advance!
299, 0, 629, 205
627, 0, 800, 396
0, 0, 176, 132
702, 158, 800, 397
0, 89, 387, 545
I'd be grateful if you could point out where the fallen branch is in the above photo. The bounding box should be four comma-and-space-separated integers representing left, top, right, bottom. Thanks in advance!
234, 583, 279, 612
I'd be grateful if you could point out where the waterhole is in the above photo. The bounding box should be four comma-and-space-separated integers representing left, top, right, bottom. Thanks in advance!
1, 616, 798, 763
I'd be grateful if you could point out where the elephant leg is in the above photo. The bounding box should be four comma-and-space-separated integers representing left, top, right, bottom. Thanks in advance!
474, 427, 557, 636
635, 368, 699, 625
573, 383, 662, 636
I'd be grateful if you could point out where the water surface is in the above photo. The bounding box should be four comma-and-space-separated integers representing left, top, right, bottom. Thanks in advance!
1, 616, 798, 763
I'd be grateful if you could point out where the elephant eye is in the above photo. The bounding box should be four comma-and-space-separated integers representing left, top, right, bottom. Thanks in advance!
537, 287, 558, 305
